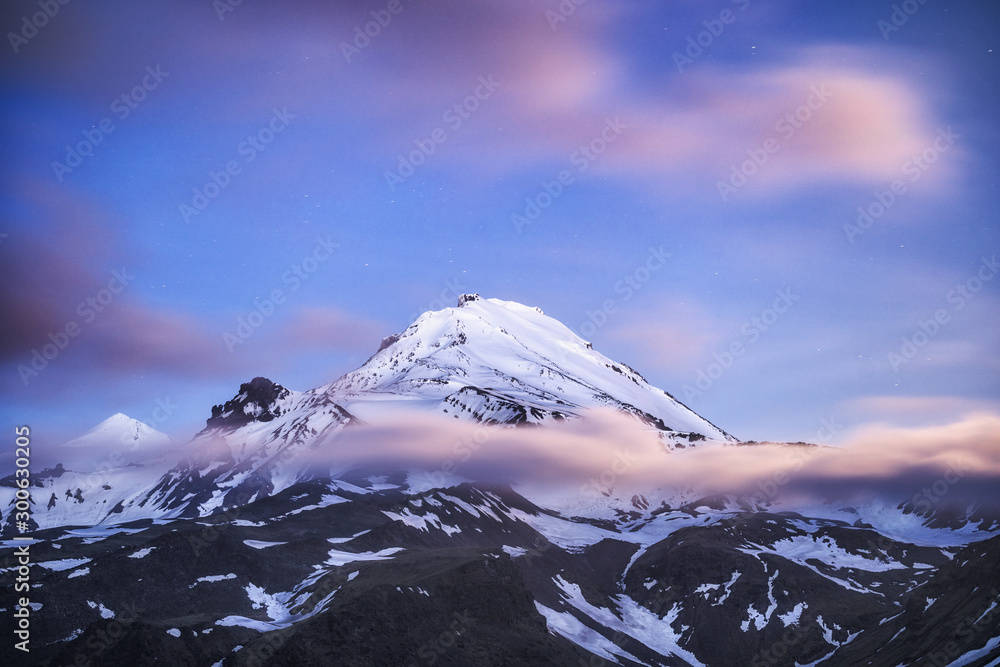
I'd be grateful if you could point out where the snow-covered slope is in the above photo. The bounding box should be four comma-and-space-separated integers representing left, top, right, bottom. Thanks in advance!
0, 415, 180, 532
4, 295, 738, 532
3, 295, 999, 665
62, 413, 172, 464
325, 294, 733, 442
7, 477, 999, 666
174, 295, 736, 517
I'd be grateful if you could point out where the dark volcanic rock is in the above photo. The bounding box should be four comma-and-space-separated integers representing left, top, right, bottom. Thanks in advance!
206, 377, 291, 430
228, 549, 592, 666
5, 481, 1000, 667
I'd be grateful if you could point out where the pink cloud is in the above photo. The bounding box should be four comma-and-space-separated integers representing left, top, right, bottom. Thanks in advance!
538, 60, 951, 196
346, 10, 956, 198
602, 298, 724, 372
292, 409, 1000, 506
817, 413, 1000, 483
1, 178, 384, 381
844, 395, 1000, 424
0, 179, 120, 359
86, 302, 236, 376
150, 2, 958, 200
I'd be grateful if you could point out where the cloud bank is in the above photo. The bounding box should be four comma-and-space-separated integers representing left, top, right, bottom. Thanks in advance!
310, 409, 1000, 506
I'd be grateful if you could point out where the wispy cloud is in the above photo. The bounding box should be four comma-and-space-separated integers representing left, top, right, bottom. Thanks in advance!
603, 297, 724, 372
844, 395, 1000, 424
276, 306, 384, 351
293, 409, 1000, 505
118, 3, 954, 201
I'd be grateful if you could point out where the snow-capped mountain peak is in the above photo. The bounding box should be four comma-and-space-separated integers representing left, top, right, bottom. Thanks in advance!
325, 295, 734, 441
4, 296, 998, 666
15, 295, 738, 536
63, 412, 171, 454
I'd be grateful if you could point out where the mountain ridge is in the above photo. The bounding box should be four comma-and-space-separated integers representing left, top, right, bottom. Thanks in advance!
2, 295, 997, 665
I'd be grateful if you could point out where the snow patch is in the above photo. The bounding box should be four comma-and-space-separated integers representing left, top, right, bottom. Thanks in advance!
502, 545, 528, 558
779, 602, 806, 627
244, 540, 287, 549
190, 573, 238, 588
324, 547, 404, 567
534, 601, 645, 666
382, 508, 462, 535
37, 558, 91, 572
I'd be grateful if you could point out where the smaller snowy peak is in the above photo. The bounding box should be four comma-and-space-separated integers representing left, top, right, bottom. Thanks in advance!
57, 413, 173, 469
64, 413, 171, 451
205, 377, 293, 431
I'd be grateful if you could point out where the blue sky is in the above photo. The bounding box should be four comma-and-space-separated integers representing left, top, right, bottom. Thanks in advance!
2, 0, 998, 454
